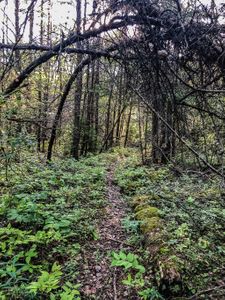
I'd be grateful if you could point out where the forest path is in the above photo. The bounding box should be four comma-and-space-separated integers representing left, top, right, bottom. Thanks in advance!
78, 163, 136, 300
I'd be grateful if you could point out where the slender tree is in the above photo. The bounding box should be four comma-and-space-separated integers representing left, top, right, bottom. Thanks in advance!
71, 0, 83, 159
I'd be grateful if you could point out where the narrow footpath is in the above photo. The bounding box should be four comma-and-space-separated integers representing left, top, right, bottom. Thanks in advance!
78, 164, 137, 299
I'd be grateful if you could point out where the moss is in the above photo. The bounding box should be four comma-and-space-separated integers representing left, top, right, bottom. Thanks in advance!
135, 206, 159, 220
140, 217, 162, 234
134, 203, 150, 213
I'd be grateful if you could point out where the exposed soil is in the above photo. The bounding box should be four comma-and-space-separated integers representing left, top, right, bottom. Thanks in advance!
78, 164, 137, 299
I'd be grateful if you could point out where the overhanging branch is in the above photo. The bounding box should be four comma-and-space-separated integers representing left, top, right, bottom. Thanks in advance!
0, 42, 119, 58
3, 17, 140, 97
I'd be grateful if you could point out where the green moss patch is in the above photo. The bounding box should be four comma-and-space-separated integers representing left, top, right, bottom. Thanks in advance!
140, 217, 162, 234
135, 206, 159, 220
134, 203, 150, 213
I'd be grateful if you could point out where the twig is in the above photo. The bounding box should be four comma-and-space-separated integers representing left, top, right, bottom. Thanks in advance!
188, 284, 225, 299
105, 237, 132, 247
113, 270, 117, 300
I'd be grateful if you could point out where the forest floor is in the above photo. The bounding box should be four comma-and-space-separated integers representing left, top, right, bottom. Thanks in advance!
77, 164, 135, 300
0, 148, 225, 299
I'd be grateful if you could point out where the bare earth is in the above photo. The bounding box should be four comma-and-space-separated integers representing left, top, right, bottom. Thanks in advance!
78, 164, 137, 300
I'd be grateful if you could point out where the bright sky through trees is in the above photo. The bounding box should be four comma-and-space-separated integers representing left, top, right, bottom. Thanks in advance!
0, 0, 224, 42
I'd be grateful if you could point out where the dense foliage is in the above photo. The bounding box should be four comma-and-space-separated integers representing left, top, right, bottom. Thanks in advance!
0, 153, 115, 299
115, 152, 225, 298
0, 147, 225, 299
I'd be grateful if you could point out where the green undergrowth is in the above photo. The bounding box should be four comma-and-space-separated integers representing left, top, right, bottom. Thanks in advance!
114, 153, 225, 299
0, 151, 120, 299
1, 147, 224, 299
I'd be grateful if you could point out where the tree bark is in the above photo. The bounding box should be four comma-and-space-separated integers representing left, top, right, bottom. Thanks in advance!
71, 0, 83, 159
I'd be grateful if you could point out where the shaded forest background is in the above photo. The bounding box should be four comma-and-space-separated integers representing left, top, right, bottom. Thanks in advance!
0, 0, 225, 177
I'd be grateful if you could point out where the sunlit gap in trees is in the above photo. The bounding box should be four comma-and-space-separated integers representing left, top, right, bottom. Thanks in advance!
0, 0, 94, 43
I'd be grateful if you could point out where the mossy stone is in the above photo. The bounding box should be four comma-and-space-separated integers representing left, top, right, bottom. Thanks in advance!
135, 206, 159, 220
140, 217, 161, 234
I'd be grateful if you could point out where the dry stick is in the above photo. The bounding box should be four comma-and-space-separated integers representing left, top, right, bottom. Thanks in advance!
105, 238, 131, 247
188, 284, 225, 300
168, 64, 225, 95
113, 270, 118, 300
132, 88, 224, 178
6, 117, 50, 129
0, 42, 119, 58
178, 101, 225, 121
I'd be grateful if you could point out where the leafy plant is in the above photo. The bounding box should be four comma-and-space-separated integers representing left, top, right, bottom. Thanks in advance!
138, 288, 165, 300
122, 272, 145, 288
111, 251, 146, 288
111, 251, 145, 274
122, 216, 141, 234
28, 262, 62, 294
0, 151, 112, 297
58, 282, 80, 300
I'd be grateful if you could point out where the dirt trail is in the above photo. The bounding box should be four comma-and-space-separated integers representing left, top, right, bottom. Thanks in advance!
78, 164, 136, 299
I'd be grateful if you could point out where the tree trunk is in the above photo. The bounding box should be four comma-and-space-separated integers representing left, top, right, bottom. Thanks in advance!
93, 58, 100, 152
71, 0, 83, 159
14, 0, 20, 71
124, 104, 132, 147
